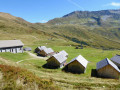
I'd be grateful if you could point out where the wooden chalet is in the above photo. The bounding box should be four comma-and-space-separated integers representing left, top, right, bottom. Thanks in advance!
96, 58, 120, 79
65, 55, 88, 74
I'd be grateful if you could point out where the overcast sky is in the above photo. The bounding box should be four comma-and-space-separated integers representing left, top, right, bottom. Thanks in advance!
0, 0, 120, 23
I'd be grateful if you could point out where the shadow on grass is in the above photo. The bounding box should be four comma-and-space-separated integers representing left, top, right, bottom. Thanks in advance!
37, 54, 46, 57
42, 63, 59, 69
91, 69, 98, 77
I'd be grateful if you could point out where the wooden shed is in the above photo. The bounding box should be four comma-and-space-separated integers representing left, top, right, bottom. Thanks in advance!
0, 40, 24, 53
66, 55, 88, 74
39, 48, 54, 57
35, 46, 47, 53
111, 55, 120, 69
59, 50, 68, 57
46, 52, 67, 68
96, 58, 120, 79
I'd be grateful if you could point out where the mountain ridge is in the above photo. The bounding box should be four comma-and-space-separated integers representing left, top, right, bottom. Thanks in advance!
47, 9, 120, 27
1, 10, 120, 49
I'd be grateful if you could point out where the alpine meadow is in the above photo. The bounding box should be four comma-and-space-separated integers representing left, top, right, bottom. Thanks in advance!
1, 9, 120, 90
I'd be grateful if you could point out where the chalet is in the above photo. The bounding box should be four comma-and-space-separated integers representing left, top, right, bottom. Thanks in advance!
65, 55, 88, 74
35, 46, 47, 53
0, 40, 24, 53
111, 55, 120, 69
46, 52, 67, 68
59, 50, 68, 57
39, 48, 54, 57
47, 48, 55, 56
96, 58, 120, 79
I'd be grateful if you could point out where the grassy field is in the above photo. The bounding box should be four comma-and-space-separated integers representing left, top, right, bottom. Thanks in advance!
0, 45, 120, 89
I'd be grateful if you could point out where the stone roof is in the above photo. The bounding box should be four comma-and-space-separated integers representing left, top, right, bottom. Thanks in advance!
67, 55, 88, 68
96, 58, 120, 72
111, 55, 120, 64
0, 40, 24, 48
52, 53, 67, 63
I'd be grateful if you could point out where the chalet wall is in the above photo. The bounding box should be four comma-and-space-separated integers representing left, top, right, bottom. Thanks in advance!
97, 65, 120, 79
0, 46, 23, 53
60, 60, 66, 68
39, 50, 47, 57
68, 60, 85, 73
47, 57, 60, 67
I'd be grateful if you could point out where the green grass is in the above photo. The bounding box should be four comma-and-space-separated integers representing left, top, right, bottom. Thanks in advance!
0, 52, 31, 62
0, 46, 120, 89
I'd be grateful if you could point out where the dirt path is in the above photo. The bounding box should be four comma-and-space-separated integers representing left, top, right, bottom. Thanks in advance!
27, 52, 48, 60
16, 52, 48, 64
16, 58, 36, 64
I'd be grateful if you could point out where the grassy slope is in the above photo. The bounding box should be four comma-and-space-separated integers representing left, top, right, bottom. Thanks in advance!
43, 24, 120, 49
1, 12, 120, 49
0, 46, 120, 89
0, 64, 59, 90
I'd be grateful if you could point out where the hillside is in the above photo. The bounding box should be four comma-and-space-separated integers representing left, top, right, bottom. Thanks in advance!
1, 11, 120, 49
47, 9, 120, 27
46, 9, 120, 49
1, 11, 120, 89
0, 12, 65, 45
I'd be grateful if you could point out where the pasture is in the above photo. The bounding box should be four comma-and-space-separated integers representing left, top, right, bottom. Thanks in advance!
0, 46, 120, 89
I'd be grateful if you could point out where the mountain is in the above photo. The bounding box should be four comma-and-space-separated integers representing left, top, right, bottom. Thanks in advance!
46, 9, 120, 49
0, 12, 56, 45
1, 11, 120, 49
47, 9, 120, 27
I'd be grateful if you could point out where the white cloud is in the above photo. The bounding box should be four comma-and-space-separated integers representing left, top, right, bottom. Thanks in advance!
111, 2, 120, 6
105, 2, 120, 7
67, 0, 84, 10
40, 20, 47, 23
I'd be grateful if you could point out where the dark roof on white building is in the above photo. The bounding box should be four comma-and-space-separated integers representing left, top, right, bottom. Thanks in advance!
97, 58, 120, 72
0, 40, 24, 48
67, 55, 88, 68
111, 55, 120, 64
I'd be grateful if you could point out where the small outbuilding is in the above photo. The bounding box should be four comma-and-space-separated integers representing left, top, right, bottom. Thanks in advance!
59, 50, 68, 57
23, 47, 32, 51
35, 46, 47, 53
111, 55, 120, 69
39, 48, 54, 57
96, 58, 120, 79
65, 55, 88, 74
46, 52, 67, 68
0, 40, 24, 53
47, 48, 55, 56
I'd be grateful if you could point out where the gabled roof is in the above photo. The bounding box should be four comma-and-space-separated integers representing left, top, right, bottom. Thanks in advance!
43, 48, 54, 54
52, 53, 67, 63
67, 55, 88, 68
47, 48, 54, 53
111, 55, 120, 64
59, 50, 68, 57
38, 46, 47, 51
0, 40, 24, 48
96, 58, 120, 72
